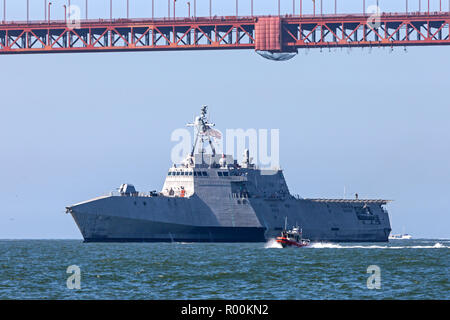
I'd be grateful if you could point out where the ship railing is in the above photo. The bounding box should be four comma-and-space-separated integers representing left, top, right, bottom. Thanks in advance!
108, 191, 160, 197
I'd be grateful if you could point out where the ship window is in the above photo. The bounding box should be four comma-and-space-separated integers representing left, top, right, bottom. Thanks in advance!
168, 172, 171, 176
193, 172, 197, 176
188, 172, 193, 176
202, 172, 208, 176
143, 202, 147, 206
176, 172, 181, 176
223, 172, 229, 176
218, 172, 223, 176
181, 172, 185, 176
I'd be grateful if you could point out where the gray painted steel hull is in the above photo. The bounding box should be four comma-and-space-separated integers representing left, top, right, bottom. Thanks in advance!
68, 193, 391, 243
72, 211, 266, 242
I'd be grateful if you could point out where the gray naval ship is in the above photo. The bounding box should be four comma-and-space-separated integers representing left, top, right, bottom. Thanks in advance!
66, 106, 392, 242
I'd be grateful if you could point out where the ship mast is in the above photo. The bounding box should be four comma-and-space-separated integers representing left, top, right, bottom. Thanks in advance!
186, 106, 220, 158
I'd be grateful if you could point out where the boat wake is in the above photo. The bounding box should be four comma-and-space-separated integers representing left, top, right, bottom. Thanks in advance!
309, 242, 448, 249
264, 238, 283, 249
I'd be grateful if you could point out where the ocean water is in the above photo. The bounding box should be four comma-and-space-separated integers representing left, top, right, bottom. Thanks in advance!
0, 239, 448, 300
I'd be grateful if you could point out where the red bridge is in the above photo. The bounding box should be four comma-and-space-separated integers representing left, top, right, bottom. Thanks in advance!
1, 11, 449, 56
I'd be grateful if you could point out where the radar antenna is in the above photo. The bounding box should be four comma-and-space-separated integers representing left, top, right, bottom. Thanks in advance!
186, 105, 222, 158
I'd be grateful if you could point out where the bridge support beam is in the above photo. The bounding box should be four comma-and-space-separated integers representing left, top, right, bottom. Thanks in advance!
0, 13, 449, 55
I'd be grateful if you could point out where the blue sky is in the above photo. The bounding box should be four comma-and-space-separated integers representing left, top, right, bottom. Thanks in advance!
1, 1, 449, 239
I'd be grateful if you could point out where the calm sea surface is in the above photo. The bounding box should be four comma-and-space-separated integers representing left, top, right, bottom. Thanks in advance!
0, 239, 448, 300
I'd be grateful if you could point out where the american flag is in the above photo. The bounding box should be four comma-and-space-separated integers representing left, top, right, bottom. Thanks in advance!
205, 128, 222, 139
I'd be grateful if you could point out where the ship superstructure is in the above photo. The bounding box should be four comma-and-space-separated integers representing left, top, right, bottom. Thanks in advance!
66, 106, 392, 242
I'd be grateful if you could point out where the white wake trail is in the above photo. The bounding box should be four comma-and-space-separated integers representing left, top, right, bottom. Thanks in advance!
264, 238, 283, 249
309, 242, 448, 249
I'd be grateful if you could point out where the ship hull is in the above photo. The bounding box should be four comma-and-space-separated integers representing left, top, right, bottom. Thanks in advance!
68, 195, 391, 243
71, 211, 266, 243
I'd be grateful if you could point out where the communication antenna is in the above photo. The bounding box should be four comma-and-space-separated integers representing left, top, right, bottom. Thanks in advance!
186, 105, 222, 158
